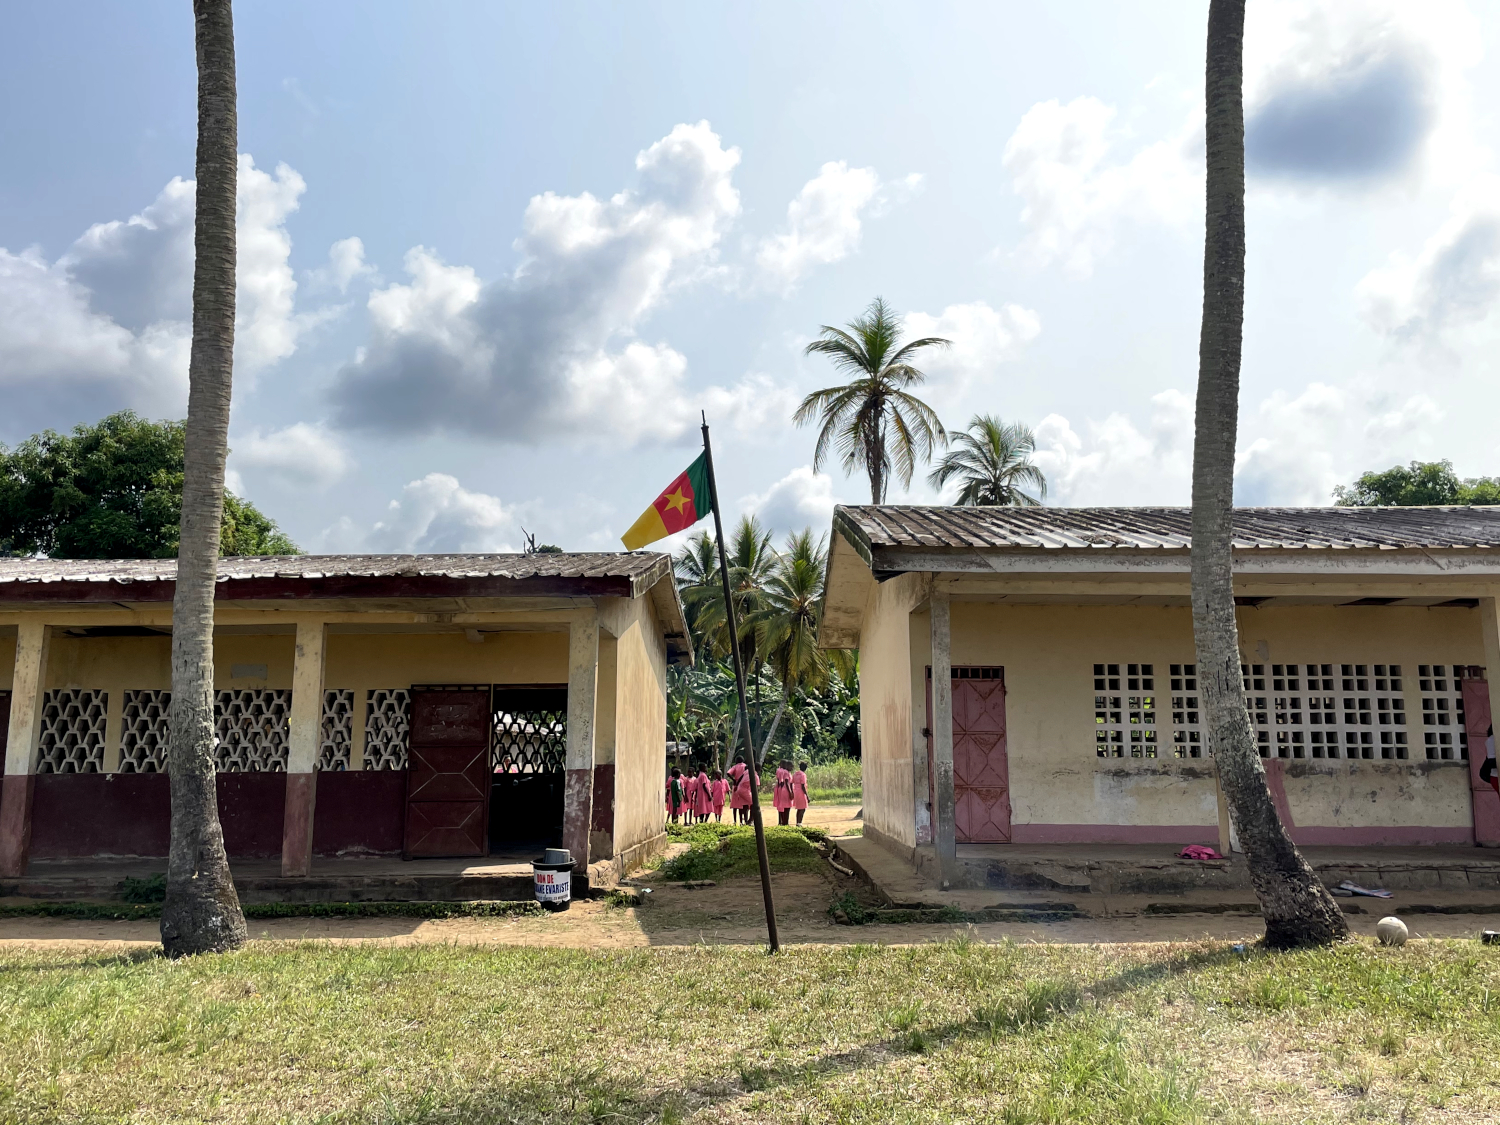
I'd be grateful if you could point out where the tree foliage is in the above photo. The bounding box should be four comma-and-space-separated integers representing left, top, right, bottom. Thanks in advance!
672, 523, 858, 765
0, 412, 298, 558
795, 297, 949, 504
1333, 460, 1500, 507
928, 415, 1048, 507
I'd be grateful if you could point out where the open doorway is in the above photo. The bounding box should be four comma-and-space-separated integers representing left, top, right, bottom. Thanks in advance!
489, 685, 567, 854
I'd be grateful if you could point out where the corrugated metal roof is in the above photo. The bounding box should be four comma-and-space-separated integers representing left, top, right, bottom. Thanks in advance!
835, 505, 1500, 552
0, 552, 669, 587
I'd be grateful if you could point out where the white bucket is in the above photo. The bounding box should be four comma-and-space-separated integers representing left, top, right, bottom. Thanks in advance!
533, 861, 574, 909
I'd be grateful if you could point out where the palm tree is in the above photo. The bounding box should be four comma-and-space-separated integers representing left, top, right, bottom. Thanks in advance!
928, 416, 1048, 506
795, 297, 949, 504
678, 516, 776, 666
160, 0, 249, 957
749, 530, 835, 693
1189, 0, 1346, 948
744, 529, 843, 763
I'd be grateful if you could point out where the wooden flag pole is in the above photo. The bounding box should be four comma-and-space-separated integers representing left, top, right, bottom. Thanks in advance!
701, 414, 780, 953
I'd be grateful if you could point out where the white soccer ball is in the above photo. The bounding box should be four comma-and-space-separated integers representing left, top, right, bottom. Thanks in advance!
1376, 916, 1409, 946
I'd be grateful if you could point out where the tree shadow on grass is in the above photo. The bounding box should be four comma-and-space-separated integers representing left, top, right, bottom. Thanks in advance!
377, 945, 1243, 1124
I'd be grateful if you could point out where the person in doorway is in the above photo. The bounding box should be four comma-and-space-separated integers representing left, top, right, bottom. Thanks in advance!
773, 759, 794, 826
667, 767, 686, 825
792, 761, 810, 825
694, 766, 713, 823
709, 769, 728, 822
729, 756, 751, 824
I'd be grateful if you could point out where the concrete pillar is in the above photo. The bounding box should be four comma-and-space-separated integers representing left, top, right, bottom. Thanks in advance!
1, 622, 51, 877
930, 589, 956, 884
102, 685, 124, 775
280, 621, 327, 876
590, 631, 618, 861
911, 603, 933, 847
563, 611, 599, 867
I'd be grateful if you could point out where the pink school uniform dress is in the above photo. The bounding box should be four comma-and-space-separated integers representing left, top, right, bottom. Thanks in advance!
772, 767, 793, 813
729, 763, 751, 810
710, 777, 729, 815
694, 772, 713, 818
791, 769, 809, 811
684, 772, 700, 815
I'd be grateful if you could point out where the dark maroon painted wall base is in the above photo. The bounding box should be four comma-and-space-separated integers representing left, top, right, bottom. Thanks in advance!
30, 770, 406, 860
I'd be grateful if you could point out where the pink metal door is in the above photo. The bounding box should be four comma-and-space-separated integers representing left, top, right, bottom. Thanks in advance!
952, 671, 1010, 843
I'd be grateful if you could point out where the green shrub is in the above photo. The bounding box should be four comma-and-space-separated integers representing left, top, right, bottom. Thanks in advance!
659, 825, 825, 881
119, 873, 167, 904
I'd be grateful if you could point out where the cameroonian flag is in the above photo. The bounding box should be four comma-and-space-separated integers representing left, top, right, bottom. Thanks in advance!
621, 452, 713, 549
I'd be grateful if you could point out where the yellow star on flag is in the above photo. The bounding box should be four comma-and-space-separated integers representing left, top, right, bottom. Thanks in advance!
663, 488, 690, 514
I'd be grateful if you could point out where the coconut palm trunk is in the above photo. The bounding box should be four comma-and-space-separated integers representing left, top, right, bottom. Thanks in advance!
1190, 0, 1346, 948
160, 0, 249, 957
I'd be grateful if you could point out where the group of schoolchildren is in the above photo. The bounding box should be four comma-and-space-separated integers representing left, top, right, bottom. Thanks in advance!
666, 757, 810, 826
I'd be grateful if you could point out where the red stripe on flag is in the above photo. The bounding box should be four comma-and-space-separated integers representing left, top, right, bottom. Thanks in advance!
652, 470, 698, 534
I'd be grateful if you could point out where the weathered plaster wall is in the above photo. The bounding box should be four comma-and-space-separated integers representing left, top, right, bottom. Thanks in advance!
599, 596, 668, 858
931, 600, 1481, 843
859, 572, 928, 849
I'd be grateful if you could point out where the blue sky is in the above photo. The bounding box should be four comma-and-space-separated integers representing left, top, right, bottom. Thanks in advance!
3, 1, 1499, 554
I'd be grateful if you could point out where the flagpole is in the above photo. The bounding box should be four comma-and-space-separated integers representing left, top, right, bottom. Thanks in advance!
701, 413, 780, 953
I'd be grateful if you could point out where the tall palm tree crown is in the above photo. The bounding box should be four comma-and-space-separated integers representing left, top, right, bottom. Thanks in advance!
746, 530, 835, 692
795, 297, 949, 504
928, 415, 1048, 507
678, 516, 776, 664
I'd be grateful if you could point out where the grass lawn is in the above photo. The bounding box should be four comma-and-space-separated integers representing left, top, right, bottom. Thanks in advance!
3, 936, 1498, 1123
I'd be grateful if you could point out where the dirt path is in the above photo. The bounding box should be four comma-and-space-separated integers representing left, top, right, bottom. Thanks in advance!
4, 852, 1497, 951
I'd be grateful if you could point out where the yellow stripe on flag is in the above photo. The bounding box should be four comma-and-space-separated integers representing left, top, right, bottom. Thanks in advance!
621, 504, 670, 550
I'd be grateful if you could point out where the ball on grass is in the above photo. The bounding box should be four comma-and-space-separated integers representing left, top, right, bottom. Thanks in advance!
1376, 916, 1409, 946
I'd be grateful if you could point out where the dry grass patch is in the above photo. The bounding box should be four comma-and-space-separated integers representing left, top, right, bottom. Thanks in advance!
0, 937, 1497, 1123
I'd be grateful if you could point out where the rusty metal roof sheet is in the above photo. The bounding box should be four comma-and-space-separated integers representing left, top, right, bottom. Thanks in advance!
0, 552, 670, 586
834, 505, 1500, 553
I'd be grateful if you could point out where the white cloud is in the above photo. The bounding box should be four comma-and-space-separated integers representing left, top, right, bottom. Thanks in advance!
1002, 96, 1200, 277
902, 300, 1042, 406
741, 465, 838, 535
367, 473, 517, 553
332, 121, 779, 444
308, 236, 376, 293
1356, 184, 1500, 345
0, 154, 316, 435
1244, 0, 1482, 187
229, 421, 352, 489
1031, 380, 1446, 507
755, 161, 916, 291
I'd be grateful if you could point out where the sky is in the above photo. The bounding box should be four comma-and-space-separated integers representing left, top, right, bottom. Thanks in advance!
3, 0, 1500, 556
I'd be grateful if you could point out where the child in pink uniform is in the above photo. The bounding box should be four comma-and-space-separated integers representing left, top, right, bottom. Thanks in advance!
792, 761, 810, 825
694, 768, 713, 822
666, 768, 685, 824
729, 757, 751, 824
773, 759, 794, 826
684, 771, 700, 823
709, 769, 728, 821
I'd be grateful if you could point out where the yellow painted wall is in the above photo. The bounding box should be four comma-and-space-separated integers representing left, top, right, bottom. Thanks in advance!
858, 572, 928, 847
931, 600, 1482, 831
599, 596, 668, 855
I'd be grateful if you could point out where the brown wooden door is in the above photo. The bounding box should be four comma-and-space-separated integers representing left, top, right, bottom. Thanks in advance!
926, 668, 1010, 844
404, 686, 492, 858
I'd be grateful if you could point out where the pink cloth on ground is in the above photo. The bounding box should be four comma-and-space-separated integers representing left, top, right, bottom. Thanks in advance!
772, 767, 793, 812
791, 769, 809, 810
1178, 845, 1222, 861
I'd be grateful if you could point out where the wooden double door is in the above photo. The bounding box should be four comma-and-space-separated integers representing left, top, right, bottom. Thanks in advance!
926, 666, 1011, 843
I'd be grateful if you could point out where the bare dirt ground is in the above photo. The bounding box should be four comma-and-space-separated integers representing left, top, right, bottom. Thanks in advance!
6, 808, 1495, 951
